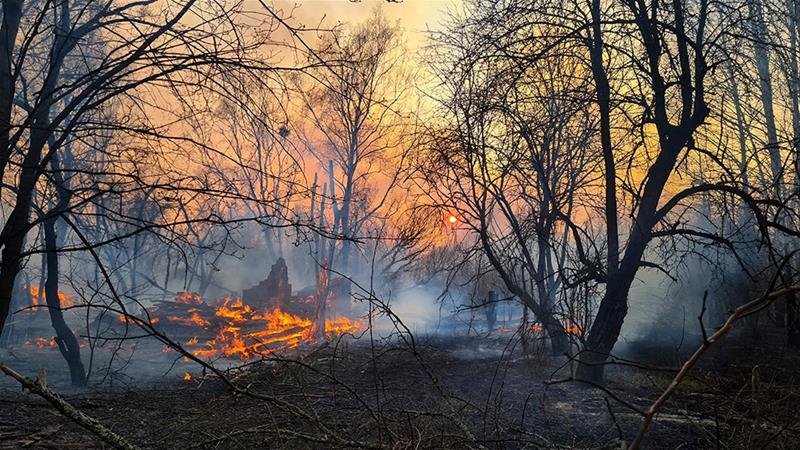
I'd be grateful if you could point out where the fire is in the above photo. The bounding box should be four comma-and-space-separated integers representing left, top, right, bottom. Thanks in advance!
24, 337, 57, 349
118, 314, 160, 325
166, 309, 210, 327
215, 297, 253, 321
182, 300, 360, 361
183, 372, 192, 381
28, 286, 75, 309
528, 322, 583, 335
325, 316, 359, 334
175, 292, 203, 305
101, 292, 362, 361
191, 307, 312, 360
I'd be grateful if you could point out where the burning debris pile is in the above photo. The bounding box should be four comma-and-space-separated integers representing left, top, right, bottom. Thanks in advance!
4, 259, 360, 361
119, 258, 361, 360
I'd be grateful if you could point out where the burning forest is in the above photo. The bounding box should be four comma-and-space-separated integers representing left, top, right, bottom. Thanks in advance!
2, 0, 800, 449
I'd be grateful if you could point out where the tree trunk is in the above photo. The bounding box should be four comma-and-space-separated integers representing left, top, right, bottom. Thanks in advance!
44, 217, 87, 386
0, 198, 38, 334
0, 0, 23, 181
786, 0, 800, 346
310, 262, 329, 341
788, 291, 800, 348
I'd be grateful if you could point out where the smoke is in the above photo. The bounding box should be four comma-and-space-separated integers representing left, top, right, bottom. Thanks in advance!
617, 247, 765, 359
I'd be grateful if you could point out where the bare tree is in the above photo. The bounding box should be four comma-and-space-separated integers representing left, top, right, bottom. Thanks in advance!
424, 0, 795, 381
297, 9, 413, 278
425, 16, 601, 353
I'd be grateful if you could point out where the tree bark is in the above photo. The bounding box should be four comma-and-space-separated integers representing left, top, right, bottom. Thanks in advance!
44, 216, 86, 386
786, 0, 800, 346
0, 0, 23, 182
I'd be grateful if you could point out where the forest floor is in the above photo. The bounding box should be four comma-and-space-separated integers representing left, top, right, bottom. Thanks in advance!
1, 330, 799, 449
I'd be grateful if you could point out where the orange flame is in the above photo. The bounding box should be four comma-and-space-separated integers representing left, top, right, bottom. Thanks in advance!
175, 292, 203, 305
166, 309, 210, 327
24, 337, 57, 349
186, 298, 361, 360
28, 286, 75, 309
528, 322, 583, 335
215, 297, 253, 321
118, 314, 160, 325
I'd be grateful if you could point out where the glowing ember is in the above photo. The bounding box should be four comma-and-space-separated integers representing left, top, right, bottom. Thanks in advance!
24, 337, 57, 349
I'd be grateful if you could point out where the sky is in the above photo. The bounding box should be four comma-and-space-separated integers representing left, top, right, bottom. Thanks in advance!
274, 0, 452, 48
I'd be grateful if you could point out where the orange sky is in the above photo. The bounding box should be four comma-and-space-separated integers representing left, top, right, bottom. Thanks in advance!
270, 0, 450, 48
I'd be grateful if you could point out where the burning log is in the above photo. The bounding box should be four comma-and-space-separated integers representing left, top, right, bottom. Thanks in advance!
94, 258, 362, 362
141, 292, 218, 335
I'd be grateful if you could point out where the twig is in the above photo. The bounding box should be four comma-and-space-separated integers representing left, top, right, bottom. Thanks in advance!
629, 283, 800, 449
604, 397, 624, 441
0, 364, 140, 450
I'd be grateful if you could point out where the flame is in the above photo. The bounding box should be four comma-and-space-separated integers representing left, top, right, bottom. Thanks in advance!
24, 337, 57, 349
166, 310, 210, 327
186, 299, 360, 361
325, 316, 359, 334
97, 293, 361, 361
118, 313, 160, 326
192, 307, 312, 360
183, 372, 192, 381
175, 292, 203, 305
215, 297, 253, 321
528, 322, 583, 335
28, 286, 75, 309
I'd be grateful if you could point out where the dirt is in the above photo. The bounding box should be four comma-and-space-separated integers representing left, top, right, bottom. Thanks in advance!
1, 332, 799, 449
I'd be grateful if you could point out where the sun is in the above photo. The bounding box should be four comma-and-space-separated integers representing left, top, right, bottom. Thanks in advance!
448, 215, 457, 224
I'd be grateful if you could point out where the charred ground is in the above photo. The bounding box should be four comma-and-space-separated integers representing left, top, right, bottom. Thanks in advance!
2, 330, 798, 449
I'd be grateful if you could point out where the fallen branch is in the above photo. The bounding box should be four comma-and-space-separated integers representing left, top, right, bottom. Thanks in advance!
0, 364, 140, 450
630, 283, 800, 449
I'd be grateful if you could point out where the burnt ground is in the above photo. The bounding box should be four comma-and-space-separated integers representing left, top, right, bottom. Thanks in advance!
1, 331, 799, 449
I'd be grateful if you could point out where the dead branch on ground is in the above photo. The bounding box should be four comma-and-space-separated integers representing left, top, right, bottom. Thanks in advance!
0, 363, 140, 450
